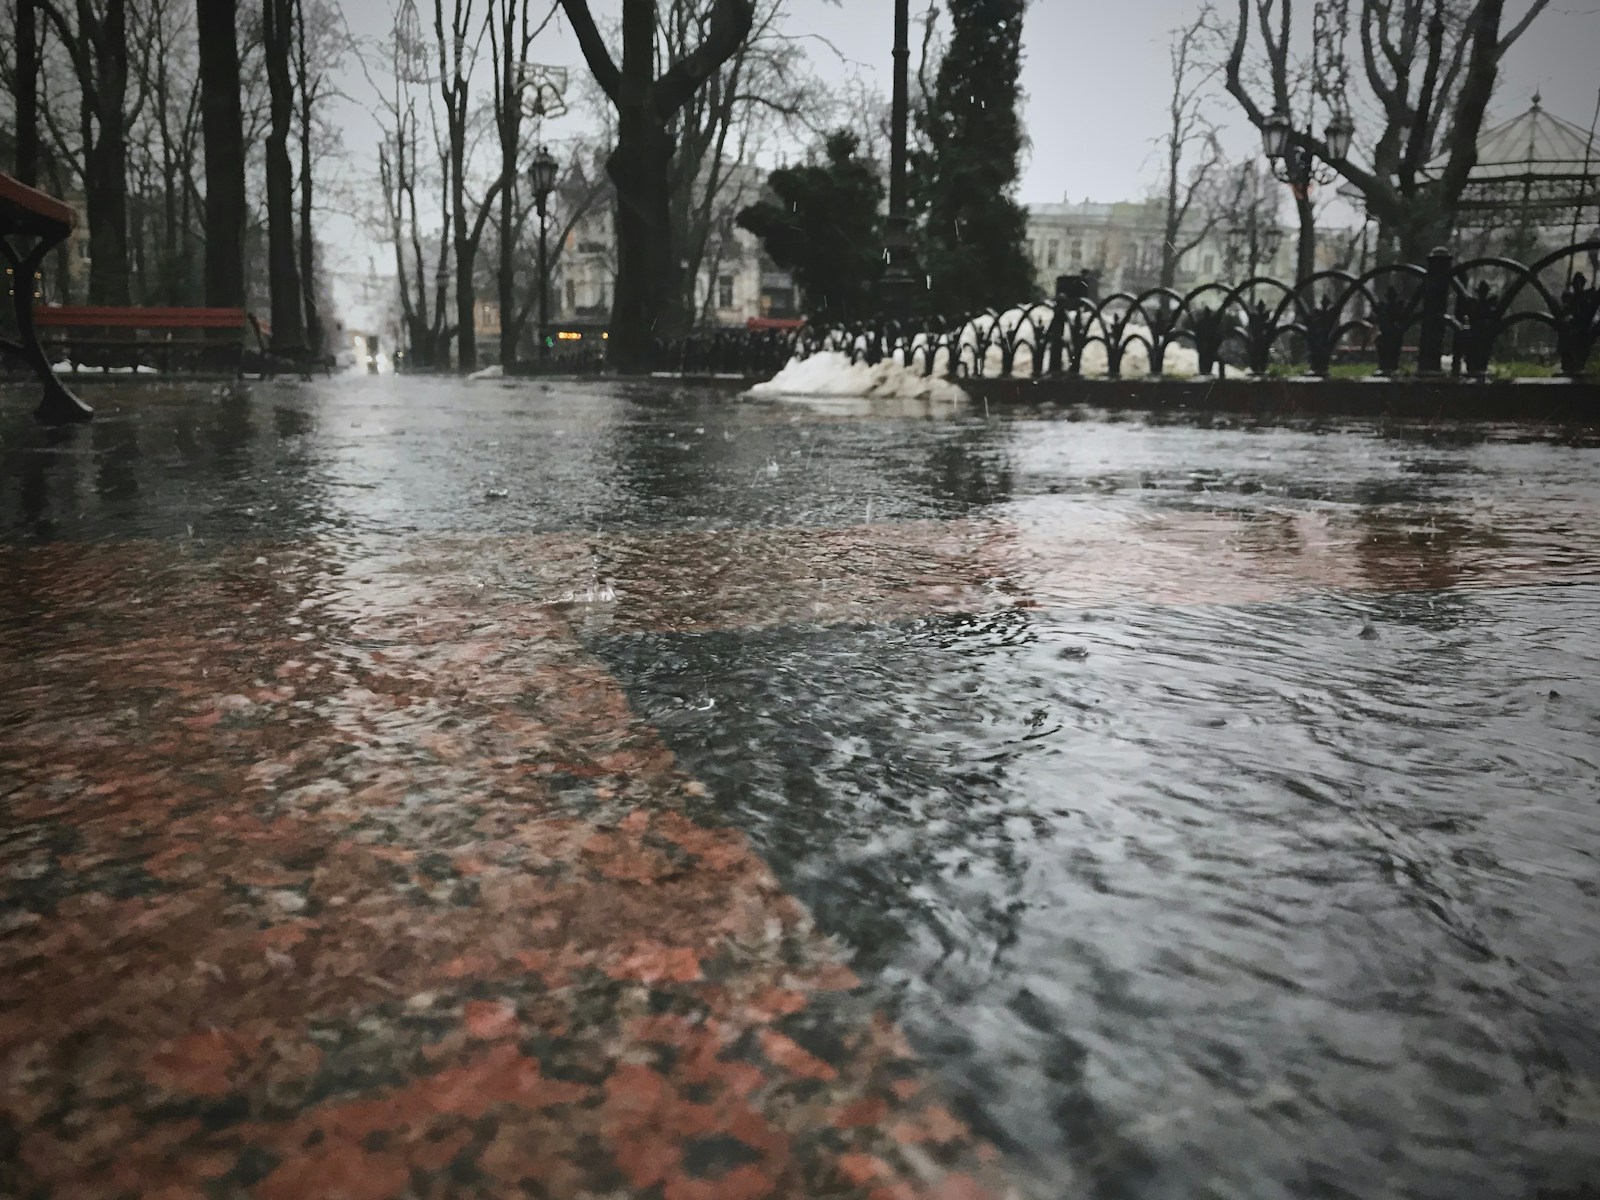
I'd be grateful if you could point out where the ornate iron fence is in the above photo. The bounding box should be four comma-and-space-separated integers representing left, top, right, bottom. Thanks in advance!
651, 242, 1600, 382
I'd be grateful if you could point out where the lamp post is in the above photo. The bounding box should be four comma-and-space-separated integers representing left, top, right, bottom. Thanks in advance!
878, 0, 918, 325
1260, 106, 1354, 196
1258, 106, 1351, 286
1224, 162, 1284, 279
529, 144, 559, 363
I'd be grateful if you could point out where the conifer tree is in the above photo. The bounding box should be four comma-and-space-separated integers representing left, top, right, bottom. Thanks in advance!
737, 132, 883, 324
914, 0, 1034, 312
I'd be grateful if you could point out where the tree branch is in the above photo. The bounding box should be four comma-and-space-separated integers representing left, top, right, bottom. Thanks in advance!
1495, 0, 1548, 56
557, 0, 620, 102
654, 0, 755, 119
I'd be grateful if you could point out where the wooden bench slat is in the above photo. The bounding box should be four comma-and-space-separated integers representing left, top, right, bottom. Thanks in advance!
0, 174, 76, 230
35, 306, 250, 330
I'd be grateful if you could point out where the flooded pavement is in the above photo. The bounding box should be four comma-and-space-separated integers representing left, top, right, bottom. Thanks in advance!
2, 376, 1599, 1200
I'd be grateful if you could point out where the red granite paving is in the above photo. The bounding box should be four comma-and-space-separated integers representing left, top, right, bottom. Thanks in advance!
0, 540, 1014, 1200
4, 505, 1597, 1199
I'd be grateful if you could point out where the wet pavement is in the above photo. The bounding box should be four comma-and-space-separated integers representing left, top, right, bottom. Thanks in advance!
2, 376, 1599, 1200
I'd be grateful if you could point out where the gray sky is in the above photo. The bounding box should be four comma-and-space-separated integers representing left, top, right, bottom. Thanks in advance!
325, 0, 1600, 325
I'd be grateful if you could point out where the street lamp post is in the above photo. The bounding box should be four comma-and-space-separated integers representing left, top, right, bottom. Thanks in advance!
1257, 105, 1352, 286
529, 144, 559, 364
878, 0, 918, 326
1260, 106, 1354, 195
1224, 163, 1284, 280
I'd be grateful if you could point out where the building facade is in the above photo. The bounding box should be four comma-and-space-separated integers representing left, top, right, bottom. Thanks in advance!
549, 161, 799, 334
1025, 197, 1350, 298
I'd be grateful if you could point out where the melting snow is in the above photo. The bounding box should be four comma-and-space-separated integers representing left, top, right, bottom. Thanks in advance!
747, 351, 968, 403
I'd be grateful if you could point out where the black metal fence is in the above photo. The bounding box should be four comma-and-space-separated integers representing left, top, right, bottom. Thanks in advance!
651, 242, 1600, 382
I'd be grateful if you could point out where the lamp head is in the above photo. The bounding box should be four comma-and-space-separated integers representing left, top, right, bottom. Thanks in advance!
529, 145, 559, 203
1324, 111, 1355, 161
1262, 109, 1293, 161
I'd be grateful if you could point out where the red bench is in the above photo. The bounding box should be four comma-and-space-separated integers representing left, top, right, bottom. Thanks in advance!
0, 173, 93, 423
37, 305, 250, 376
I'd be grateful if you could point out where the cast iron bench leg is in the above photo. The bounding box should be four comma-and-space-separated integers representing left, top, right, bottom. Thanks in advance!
3, 232, 93, 425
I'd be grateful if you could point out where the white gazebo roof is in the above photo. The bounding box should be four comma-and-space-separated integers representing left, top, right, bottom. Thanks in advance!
1419, 96, 1598, 222
1424, 95, 1598, 183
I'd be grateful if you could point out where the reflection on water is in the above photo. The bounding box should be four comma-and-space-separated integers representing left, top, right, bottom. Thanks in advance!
596, 586, 1600, 1200
3, 377, 1598, 1199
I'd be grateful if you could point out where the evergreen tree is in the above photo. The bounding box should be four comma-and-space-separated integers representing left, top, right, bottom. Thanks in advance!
737, 132, 884, 324
914, 0, 1034, 312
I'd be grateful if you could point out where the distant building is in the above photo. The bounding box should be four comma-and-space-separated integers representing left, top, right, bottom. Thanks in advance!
1025, 197, 1348, 297
550, 160, 799, 332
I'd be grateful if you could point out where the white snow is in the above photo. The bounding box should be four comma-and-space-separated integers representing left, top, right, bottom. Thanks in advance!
747, 350, 967, 404
466, 363, 505, 381
761, 305, 1205, 395
943, 305, 1202, 379
50, 361, 159, 375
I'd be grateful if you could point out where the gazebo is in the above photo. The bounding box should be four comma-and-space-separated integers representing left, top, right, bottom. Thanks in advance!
1423, 93, 1599, 234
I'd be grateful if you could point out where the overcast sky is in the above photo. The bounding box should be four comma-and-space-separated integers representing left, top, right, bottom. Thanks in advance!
324, 0, 1600, 327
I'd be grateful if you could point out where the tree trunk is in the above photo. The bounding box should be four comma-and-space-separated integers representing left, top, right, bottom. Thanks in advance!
296, 0, 320, 354
15, 0, 39, 185
1396, 202, 1453, 265
161, 56, 181, 305
497, 178, 517, 367
197, 0, 246, 309
264, 0, 305, 352
84, 0, 132, 305
453, 136, 475, 371
494, 25, 519, 368
607, 114, 675, 373
1294, 189, 1316, 286
558, 0, 755, 372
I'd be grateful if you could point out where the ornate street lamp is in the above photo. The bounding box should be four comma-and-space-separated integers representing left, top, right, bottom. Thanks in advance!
529, 144, 559, 362
1261, 109, 1293, 162
1324, 110, 1355, 162
877, 0, 919, 325
1261, 105, 1355, 193
1261, 223, 1284, 262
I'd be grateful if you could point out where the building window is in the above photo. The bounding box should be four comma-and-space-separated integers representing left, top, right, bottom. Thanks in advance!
717, 274, 734, 310
1046, 240, 1059, 268
1202, 253, 1215, 274
1068, 238, 1082, 264
565, 280, 576, 311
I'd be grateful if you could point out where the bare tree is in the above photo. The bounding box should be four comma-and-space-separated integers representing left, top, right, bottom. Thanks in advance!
14, 0, 41, 183
129, 0, 201, 303
262, 0, 304, 350
34, 0, 138, 302
377, 0, 453, 368
1225, 0, 1551, 265
663, 0, 827, 329
1209, 156, 1283, 280
487, 0, 560, 366
1158, 13, 1223, 290
557, 0, 756, 372
197, 0, 245, 310
435, 0, 507, 371
295, 0, 318, 351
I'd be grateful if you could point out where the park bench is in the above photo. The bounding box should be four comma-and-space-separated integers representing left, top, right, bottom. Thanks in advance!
38, 305, 250, 377
0, 172, 93, 423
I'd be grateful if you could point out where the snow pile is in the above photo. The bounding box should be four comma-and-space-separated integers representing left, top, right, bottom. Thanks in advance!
748, 350, 967, 403
466, 363, 504, 381
50, 361, 159, 375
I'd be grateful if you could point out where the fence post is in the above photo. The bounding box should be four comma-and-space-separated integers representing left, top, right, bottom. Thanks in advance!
1417, 246, 1452, 375
1047, 273, 1088, 375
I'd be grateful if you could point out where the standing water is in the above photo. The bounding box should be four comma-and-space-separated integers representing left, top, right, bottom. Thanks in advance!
3, 378, 1597, 1200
